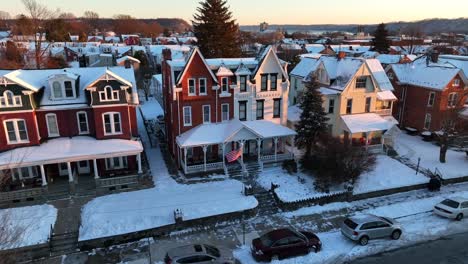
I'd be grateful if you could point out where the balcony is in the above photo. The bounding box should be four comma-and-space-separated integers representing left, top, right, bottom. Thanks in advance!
375, 108, 392, 116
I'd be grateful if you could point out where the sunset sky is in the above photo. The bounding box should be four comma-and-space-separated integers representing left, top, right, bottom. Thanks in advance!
3, 0, 467, 25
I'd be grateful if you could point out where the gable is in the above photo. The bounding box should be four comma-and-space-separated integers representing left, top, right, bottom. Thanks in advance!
253, 48, 287, 81
176, 48, 217, 86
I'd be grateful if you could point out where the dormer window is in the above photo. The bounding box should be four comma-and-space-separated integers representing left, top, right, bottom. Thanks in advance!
51, 79, 76, 100
99, 86, 119, 102
0, 91, 22, 108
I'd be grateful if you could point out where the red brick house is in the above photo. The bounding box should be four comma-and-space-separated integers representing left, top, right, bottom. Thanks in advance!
162, 47, 296, 175
388, 55, 468, 132
0, 66, 143, 200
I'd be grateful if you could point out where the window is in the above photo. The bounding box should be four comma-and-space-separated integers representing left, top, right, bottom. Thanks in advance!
355, 76, 367, 88
64, 81, 73, 97
4, 119, 28, 144
221, 104, 229, 122
424, 113, 431, 130
52, 80, 75, 99
346, 99, 353, 114
387, 72, 394, 80
448, 93, 458, 108
365, 97, 371, 113
0, 91, 22, 108
256, 100, 264, 120
260, 74, 268, 91
199, 78, 207, 95
202, 105, 210, 124
328, 99, 335, 114
183, 106, 192, 126
11, 166, 38, 180
453, 79, 460, 87
221, 77, 229, 93
103, 112, 122, 135
105, 156, 128, 170
273, 99, 281, 118
239, 101, 247, 121
239, 75, 247, 92
270, 74, 277, 91
46, 113, 59, 137
52, 81, 63, 98
99, 86, 119, 101
77, 111, 89, 134
427, 92, 435, 107
188, 78, 196, 95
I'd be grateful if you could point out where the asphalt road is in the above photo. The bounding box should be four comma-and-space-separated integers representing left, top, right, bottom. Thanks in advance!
349, 231, 468, 264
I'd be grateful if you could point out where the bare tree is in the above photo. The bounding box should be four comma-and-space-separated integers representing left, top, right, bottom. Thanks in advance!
403, 25, 422, 54
83, 10, 99, 31
19, 0, 56, 69
0, 11, 11, 20
58, 12, 75, 20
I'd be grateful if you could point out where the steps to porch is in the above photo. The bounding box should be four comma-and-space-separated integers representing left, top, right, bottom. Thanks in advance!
49, 231, 79, 257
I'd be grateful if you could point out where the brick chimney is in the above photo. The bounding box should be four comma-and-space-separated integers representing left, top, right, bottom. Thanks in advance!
162, 48, 172, 61
337, 51, 346, 60
430, 51, 439, 63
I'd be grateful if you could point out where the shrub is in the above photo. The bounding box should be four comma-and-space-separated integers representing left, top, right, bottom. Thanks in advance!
282, 159, 298, 174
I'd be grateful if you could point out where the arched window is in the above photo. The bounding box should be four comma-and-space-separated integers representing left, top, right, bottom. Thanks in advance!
99, 86, 119, 102
0, 91, 22, 107
105, 86, 113, 99
52, 81, 62, 98
5, 91, 14, 106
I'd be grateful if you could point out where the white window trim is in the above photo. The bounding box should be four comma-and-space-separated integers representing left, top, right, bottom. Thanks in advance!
45, 113, 60, 137
188, 78, 196, 96
453, 79, 460, 87
51, 80, 76, 100
221, 77, 229, 93
76, 111, 89, 135
199, 78, 207, 95
99, 85, 120, 102
102, 112, 122, 135
427, 92, 435, 107
12, 166, 38, 181
448, 92, 458, 108
202, 105, 211, 124
424, 113, 432, 130
105, 156, 128, 170
0, 91, 22, 108
183, 106, 192, 126
4, 119, 29, 145
221, 103, 229, 122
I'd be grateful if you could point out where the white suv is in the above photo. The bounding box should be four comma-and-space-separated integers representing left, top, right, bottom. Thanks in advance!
434, 197, 468, 221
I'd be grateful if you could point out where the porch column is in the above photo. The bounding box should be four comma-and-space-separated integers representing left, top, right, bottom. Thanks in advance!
93, 159, 100, 179
40, 164, 47, 186
365, 132, 369, 150
222, 143, 226, 165
239, 140, 245, 163
202, 146, 208, 172
67, 162, 73, 182
256, 138, 262, 163
274, 137, 279, 162
137, 153, 143, 174
184, 147, 188, 174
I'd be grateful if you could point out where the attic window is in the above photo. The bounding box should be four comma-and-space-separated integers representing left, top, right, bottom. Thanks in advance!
52, 80, 76, 99
0, 91, 22, 108
99, 86, 120, 102
355, 76, 367, 89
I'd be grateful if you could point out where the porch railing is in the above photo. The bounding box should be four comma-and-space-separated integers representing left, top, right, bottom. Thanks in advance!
375, 109, 392, 116
260, 152, 294, 163
366, 144, 384, 153
96, 175, 139, 188
185, 161, 224, 174
0, 186, 46, 203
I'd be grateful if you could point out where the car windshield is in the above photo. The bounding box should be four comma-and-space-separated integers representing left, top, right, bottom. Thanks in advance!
260, 234, 273, 247
441, 199, 460, 209
344, 218, 358, 230
204, 245, 220, 258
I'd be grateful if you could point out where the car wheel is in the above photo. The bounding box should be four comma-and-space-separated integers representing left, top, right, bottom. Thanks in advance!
391, 230, 402, 240
359, 236, 369, 246
456, 213, 464, 221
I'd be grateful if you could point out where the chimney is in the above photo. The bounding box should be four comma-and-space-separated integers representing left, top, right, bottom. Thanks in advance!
337, 51, 346, 60
349, 46, 353, 51
431, 51, 439, 63
124, 59, 131, 69
162, 48, 172, 61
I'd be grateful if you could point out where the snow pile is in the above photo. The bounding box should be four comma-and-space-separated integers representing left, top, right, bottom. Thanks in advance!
0, 204, 57, 250
139, 98, 164, 121
256, 167, 345, 203
353, 155, 427, 194
395, 133, 468, 179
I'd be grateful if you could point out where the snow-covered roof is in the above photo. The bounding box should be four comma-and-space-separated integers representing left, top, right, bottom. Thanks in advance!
391, 62, 462, 90
365, 59, 394, 91
0, 136, 143, 169
216, 64, 234, 76
176, 120, 296, 148
376, 54, 406, 65
304, 44, 326, 54
341, 113, 397, 134
438, 55, 468, 77
116, 55, 141, 64
322, 57, 364, 90
377, 90, 397, 101
290, 57, 321, 78
319, 87, 341, 95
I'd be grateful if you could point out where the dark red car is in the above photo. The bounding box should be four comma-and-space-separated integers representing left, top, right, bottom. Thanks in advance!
251, 228, 321, 262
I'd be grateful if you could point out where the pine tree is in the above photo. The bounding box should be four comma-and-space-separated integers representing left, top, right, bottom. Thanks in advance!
294, 76, 329, 160
192, 0, 241, 58
371, 23, 390, 54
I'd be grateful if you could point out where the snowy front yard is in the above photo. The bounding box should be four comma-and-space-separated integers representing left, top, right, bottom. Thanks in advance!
79, 110, 258, 241
139, 97, 164, 120
235, 190, 468, 263
395, 133, 468, 179
0, 204, 57, 250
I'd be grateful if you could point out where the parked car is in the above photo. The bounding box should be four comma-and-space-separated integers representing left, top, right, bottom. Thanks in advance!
434, 197, 468, 221
251, 228, 321, 262
341, 214, 402, 246
164, 244, 235, 264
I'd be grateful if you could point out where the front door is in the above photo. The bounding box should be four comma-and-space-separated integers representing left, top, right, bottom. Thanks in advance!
77, 160, 90, 174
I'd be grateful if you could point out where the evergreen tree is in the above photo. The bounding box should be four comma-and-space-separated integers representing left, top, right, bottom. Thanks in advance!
294, 76, 329, 161
192, 0, 241, 58
371, 23, 390, 54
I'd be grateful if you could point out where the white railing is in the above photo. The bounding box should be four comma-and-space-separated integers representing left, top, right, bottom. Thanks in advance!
260, 152, 294, 163
375, 109, 392, 116
366, 144, 384, 153
97, 175, 139, 188
186, 162, 224, 174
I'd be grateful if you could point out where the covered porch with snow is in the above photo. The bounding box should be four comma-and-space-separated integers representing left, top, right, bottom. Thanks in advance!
340, 113, 399, 153
0, 136, 144, 204
176, 120, 297, 175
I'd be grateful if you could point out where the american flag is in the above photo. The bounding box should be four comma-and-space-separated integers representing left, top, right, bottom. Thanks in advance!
226, 148, 242, 163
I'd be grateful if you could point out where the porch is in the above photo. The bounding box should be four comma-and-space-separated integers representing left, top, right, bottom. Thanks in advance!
176, 120, 297, 175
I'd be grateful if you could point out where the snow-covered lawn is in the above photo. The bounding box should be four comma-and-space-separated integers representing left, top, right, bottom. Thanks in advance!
0, 204, 57, 250
395, 133, 468, 179
257, 167, 345, 203
353, 155, 427, 194
235, 191, 468, 264
139, 97, 163, 120
79, 110, 257, 241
